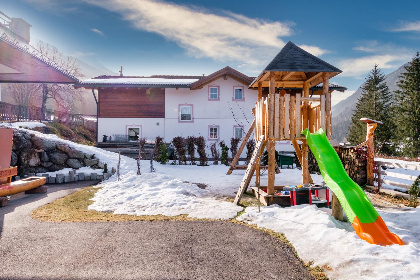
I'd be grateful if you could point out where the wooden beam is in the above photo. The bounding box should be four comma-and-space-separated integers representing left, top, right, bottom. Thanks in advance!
320, 95, 326, 131
323, 74, 331, 139
282, 71, 296, 81
267, 139, 276, 195
292, 140, 313, 184
306, 72, 323, 86
301, 139, 310, 185
290, 95, 295, 140
295, 93, 301, 136
227, 120, 255, 175
284, 94, 290, 139
302, 82, 309, 130
274, 94, 280, 138
258, 82, 263, 100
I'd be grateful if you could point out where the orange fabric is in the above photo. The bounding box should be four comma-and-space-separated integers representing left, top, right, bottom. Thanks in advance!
352, 216, 404, 246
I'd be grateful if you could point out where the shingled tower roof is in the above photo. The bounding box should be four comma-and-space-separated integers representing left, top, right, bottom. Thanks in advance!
250, 41, 342, 89
264, 41, 341, 73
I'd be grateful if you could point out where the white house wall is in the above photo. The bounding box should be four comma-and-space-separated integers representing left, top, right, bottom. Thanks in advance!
98, 117, 165, 142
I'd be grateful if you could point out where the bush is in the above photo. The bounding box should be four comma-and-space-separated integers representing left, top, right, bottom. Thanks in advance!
230, 138, 240, 161
409, 175, 420, 208
172, 136, 187, 165
186, 136, 196, 165
158, 143, 168, 164
246, 139, 256, 164
153, 136, 164, 160
195, 136, 207, 166
219, 141, 229, 166
210, 142, 220, 165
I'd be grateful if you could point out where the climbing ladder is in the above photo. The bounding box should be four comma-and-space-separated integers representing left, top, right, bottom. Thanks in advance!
234, 135, 265, 205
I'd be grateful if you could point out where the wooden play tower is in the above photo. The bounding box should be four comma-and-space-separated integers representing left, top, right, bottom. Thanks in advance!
234, 42, 343, 204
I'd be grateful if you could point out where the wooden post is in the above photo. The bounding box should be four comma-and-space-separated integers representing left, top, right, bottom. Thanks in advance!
332, 193, 344, 221
258, 82, 263, 100
290, 95, 295, 140
266, 73, 276, 195
267, 139, 276, 195
323, 74, 331, 139
361, 118, 381, 186
320, 95, 326, 131
301, 83, 310, 185
296, 93, 301, 137
301, 139, 310, 184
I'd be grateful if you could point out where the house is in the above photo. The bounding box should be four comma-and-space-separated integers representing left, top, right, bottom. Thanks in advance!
79, 66, 258, 148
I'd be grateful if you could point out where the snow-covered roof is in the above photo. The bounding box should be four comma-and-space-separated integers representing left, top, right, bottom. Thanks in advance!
79, 76, 201, 88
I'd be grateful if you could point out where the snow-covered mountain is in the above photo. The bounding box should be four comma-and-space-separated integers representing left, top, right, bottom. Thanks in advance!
331, 63, 408, 143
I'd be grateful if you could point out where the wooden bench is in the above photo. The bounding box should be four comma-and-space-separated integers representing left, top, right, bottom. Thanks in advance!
0, 127, 47, 207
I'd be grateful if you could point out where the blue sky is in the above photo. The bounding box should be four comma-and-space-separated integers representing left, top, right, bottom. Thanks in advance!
2, 0, 420, 104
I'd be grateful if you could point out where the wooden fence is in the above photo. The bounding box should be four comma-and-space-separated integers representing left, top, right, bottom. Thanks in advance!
0, 102, 96, 132
254, 93, 329, 141
374, 160, 420, 192
0, 102, 44, 121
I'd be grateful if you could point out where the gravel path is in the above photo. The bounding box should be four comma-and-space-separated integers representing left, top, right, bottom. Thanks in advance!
0, 181, 313, 280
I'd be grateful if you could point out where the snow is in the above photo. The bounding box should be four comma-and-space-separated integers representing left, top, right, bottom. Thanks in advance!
5, 126, 420, 279
81, 77, 200, 85
1, 121, 46, 129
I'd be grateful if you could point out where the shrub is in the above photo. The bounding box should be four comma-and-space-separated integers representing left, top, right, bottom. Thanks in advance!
195, 136, 207, 166
186, 136, 196, 165
210, 142, 220, 165
409, 175, 420, 208
158, 143, 168, 164
246, 139, 256, 164
219, 141, 229, 166
230, 138, 240, 162
172, 136, 187, 165
139, 138, 146, 159
153, 136, 164, 160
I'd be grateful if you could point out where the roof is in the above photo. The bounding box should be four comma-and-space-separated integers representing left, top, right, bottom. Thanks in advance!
76, 67, 255, 89
79, 76, 201, 88
250, 41, 342, 88
264, 41, 342, 73
190, 66, 254, 89
0, 32, 79, 84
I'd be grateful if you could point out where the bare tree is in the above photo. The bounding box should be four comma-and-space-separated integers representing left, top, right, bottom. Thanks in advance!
4, 83, 40, 107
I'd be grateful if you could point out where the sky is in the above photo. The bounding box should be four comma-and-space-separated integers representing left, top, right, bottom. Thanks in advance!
2, 0, 420, 105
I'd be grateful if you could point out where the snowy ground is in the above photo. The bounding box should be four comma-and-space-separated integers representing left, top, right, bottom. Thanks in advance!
3, 122, 420, 279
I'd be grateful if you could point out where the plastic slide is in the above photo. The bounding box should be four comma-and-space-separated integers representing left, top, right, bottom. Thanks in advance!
303, 128, 404, 246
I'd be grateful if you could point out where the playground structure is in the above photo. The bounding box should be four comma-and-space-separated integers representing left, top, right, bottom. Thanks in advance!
233, 42, 403, 245
0, 127, 47, 206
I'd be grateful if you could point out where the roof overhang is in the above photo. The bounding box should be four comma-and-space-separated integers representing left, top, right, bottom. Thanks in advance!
0, 33, 79, 84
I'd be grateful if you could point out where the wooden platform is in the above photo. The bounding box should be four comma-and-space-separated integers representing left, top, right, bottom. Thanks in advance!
251, 186, 291, 206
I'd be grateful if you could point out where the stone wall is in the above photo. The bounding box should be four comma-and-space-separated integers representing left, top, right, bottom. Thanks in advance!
11, 129, 103, 176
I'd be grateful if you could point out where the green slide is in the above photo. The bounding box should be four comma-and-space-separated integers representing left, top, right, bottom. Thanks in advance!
303, 128, 403, 246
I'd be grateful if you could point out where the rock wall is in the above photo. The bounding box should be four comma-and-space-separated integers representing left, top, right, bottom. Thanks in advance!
11, 130, 103, 176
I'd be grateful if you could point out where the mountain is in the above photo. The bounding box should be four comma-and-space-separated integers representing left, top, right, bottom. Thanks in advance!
331, 63, 408, 143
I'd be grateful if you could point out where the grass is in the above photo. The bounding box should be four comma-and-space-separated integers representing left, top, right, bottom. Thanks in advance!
32, 186, 328, 279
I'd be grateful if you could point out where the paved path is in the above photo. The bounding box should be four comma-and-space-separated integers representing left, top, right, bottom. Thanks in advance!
0, 181, 313, 280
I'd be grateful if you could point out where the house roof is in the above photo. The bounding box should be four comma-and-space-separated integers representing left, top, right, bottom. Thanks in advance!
250, 41, 342, 89
79, 76, 201, 88
190, 66, 254, 89
0, 32, 79, 84
76, 67, 255, 89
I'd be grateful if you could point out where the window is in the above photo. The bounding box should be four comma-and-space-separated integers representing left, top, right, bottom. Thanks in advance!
209, 126, 219, 140
179, 105, 193, 122
127, 127, 140, 141
233, 86, 244, 101
234, 126, 243, 139
209, 86, 219, 100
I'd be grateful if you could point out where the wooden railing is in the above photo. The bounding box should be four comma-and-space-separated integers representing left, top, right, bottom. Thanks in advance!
374, 160, 420, 192
254, 93, 328, 141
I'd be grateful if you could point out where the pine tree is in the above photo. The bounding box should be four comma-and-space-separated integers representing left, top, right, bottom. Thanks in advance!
394, 52, 420, 158
347, 65, 395, 155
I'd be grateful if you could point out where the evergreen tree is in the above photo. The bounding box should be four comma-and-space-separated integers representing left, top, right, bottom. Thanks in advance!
394, 52, 420, 158
347, 65, 395, 155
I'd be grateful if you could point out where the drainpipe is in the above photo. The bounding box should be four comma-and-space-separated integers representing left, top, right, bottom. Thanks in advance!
92, 87, 99, 142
